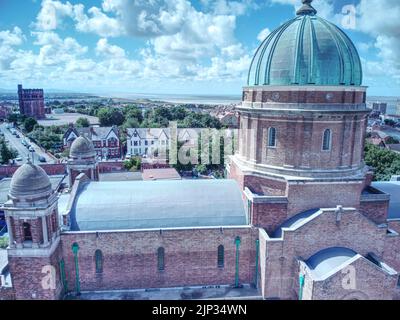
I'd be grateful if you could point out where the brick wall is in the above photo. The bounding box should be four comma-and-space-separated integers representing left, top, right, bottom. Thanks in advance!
238, 114, 367, 171
383, 233, 400, 272
243, 89, 366, 104
262, 209, 389, 299
8, 243, 63, 300
309, 257, 397, 300
60, 227, 258, 293
287, 182, 363, 217
359, 200, 389, 224
252, 202, 288, 234
0, 287, 15, 300
98, 161, 125, 173
0, 164, 66, 178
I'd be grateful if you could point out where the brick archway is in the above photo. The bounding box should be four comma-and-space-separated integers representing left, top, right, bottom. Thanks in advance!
341, 291, 369, 300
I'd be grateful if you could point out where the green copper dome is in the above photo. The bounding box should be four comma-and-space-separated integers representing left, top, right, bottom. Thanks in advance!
248, 1, 362, 86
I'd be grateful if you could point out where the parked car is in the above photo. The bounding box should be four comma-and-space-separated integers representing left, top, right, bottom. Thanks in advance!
28, 146, 35, 152
15, 134, 20, 138
39, 156, 46, 163
15, 157, 22, 162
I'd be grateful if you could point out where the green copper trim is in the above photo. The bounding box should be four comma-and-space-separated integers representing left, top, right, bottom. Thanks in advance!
234, 236, 241, 288
299, 274, 305, 300
265, 18, 297, 85
317, 17, 345, 85
254, 239, 260, 289
293, 15, 307, 84
71, 242, 80, 296
308, 15, 317, 84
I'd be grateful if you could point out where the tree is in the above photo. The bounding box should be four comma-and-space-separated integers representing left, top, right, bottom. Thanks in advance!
124, 157, 141, 171
23, 117, 38, 133
386, 136, 400, 144
384, 119, 396, 127
76, 117, 90, 128
195, 164, 207, 175
7, 113, 26, 126
0, 139, 17, 164
122, 117, 140, 130
364, 143, 400, 181
124, 105, 143, 123
97, 108, 125, 126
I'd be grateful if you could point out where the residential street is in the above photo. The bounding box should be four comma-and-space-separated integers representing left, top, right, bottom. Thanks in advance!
0, 123, 55, 164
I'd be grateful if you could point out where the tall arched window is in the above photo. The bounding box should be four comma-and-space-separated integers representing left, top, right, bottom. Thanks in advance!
158, 247, 165, 271
95, 249, 103, 274
322, 129, 332, 151
268, 127, 277, 147
23, 222, 32, 241
217, 245, 224, 268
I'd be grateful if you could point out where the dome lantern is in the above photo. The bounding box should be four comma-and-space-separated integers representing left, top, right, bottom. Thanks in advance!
296, 0, 317, 16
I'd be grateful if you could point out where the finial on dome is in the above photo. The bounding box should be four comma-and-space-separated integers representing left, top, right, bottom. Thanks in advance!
296, 0, 317, 16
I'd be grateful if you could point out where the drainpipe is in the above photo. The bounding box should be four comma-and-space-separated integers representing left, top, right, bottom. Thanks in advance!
254, 239, 259, 289
71, 243, 80, 296
299, 274, 305, 300
234, 236, 241, 288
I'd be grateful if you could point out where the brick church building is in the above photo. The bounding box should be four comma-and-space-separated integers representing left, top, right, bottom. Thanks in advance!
1, 0, 400, 300
17, 84, 45, 119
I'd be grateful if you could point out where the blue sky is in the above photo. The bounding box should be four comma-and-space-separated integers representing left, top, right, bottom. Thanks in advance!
0, 0, 399, 96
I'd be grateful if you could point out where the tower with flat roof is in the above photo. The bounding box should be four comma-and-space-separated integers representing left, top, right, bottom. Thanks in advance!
17, 84, 45, 119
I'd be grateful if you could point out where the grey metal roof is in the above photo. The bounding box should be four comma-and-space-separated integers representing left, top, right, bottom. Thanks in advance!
372, 181, 400, 220
272, 208, 320, 238
70, 179, 247, 231
306, 247, 357, 279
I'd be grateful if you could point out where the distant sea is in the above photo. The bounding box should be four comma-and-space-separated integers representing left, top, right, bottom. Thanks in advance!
102, 92, 242, 105
107, 93, 400, 110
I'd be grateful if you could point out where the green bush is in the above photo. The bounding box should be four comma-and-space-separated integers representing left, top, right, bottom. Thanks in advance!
124, 157, 141, 171
0, 237, 9, 249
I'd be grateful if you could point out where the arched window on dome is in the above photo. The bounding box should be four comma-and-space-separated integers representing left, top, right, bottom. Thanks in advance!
95, 249, 103, 274
322, 129, 332, 151
217, 245, 224, 268
268, 127, 277, 147
158, 247, 165, 271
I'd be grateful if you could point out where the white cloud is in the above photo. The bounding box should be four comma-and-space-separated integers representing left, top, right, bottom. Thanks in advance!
0, 27, 25, 46
257, 28, 270, 42
0, 27, 26, 71
96, 38, 126, 58
74, 5, 124, 37
34, 0, 75, 31
2, 0, 261, 91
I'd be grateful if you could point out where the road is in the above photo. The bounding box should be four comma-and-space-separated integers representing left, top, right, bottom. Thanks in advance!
0, 123, 55, 165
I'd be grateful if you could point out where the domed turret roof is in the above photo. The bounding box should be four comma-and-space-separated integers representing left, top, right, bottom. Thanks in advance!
70, 136, 96, 159
10, 162, 52, 198
248, 0, 362, 86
